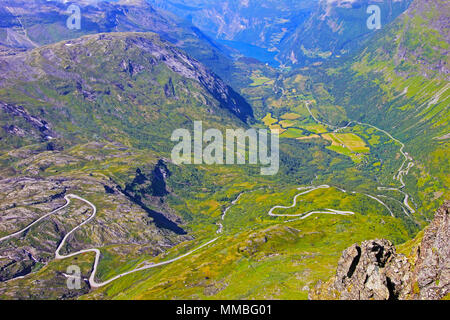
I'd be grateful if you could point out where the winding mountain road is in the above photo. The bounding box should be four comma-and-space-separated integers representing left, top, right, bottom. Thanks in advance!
305, 102, 416, 215
267, 185, 395, 219
0, 197, 71, 242
0, 194, 218, 288
217, 188, 265, 234
268, 185, 337, 217
1, 103, 419, 290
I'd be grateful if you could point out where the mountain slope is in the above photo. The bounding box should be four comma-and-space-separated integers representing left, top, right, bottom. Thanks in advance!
0, 0, 447, 302
0, 31, 418, 300
304, 0, 449, 214
278, 0, 412, 65
0, 32, 252, 154
0, 0, 239, 82
0, 31, 254, 289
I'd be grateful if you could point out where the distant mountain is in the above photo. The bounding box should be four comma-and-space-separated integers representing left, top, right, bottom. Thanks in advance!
149, 0, 413, 66
0, 32, 252, 154
0, 0, 238, 81
148, 0, 317, 66
149, 0, 315, 48
325, 0, 448, 170
278, 0, 413, 65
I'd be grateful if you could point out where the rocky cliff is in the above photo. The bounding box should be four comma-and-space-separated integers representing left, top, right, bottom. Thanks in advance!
310, 201, 449, 300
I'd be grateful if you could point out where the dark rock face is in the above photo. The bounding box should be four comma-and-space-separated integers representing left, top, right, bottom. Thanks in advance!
310, 201, 449, 300
164, 78, 176, 99
311, 239, 411, 300
123, 161, 186, 235
1, 102, 57, 140
151, 160, 171, 197
125, 162, 171, 199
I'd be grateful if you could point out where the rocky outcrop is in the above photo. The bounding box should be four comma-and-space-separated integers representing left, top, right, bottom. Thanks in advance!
310, 201, 449, 300
412, 201, 450, 299
1, 102, 57, 140
309, 239, 412, 300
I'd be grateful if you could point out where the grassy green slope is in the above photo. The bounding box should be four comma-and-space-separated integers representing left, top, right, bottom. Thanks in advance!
1, 1, 447, 300
305, 0, 449, 217
0, 35, 417, 297
84, 184, 411, 300
0, 32, 252, 155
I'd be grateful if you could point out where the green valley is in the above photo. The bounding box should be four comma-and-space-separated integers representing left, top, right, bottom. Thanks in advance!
0, 0, 448, 302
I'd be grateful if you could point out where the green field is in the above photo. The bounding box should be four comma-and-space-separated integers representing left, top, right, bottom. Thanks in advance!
322, 133, 370, 154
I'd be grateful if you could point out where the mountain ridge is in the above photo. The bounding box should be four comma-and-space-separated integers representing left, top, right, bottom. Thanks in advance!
0, 0, 241, 83
0, 31, 253, 154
